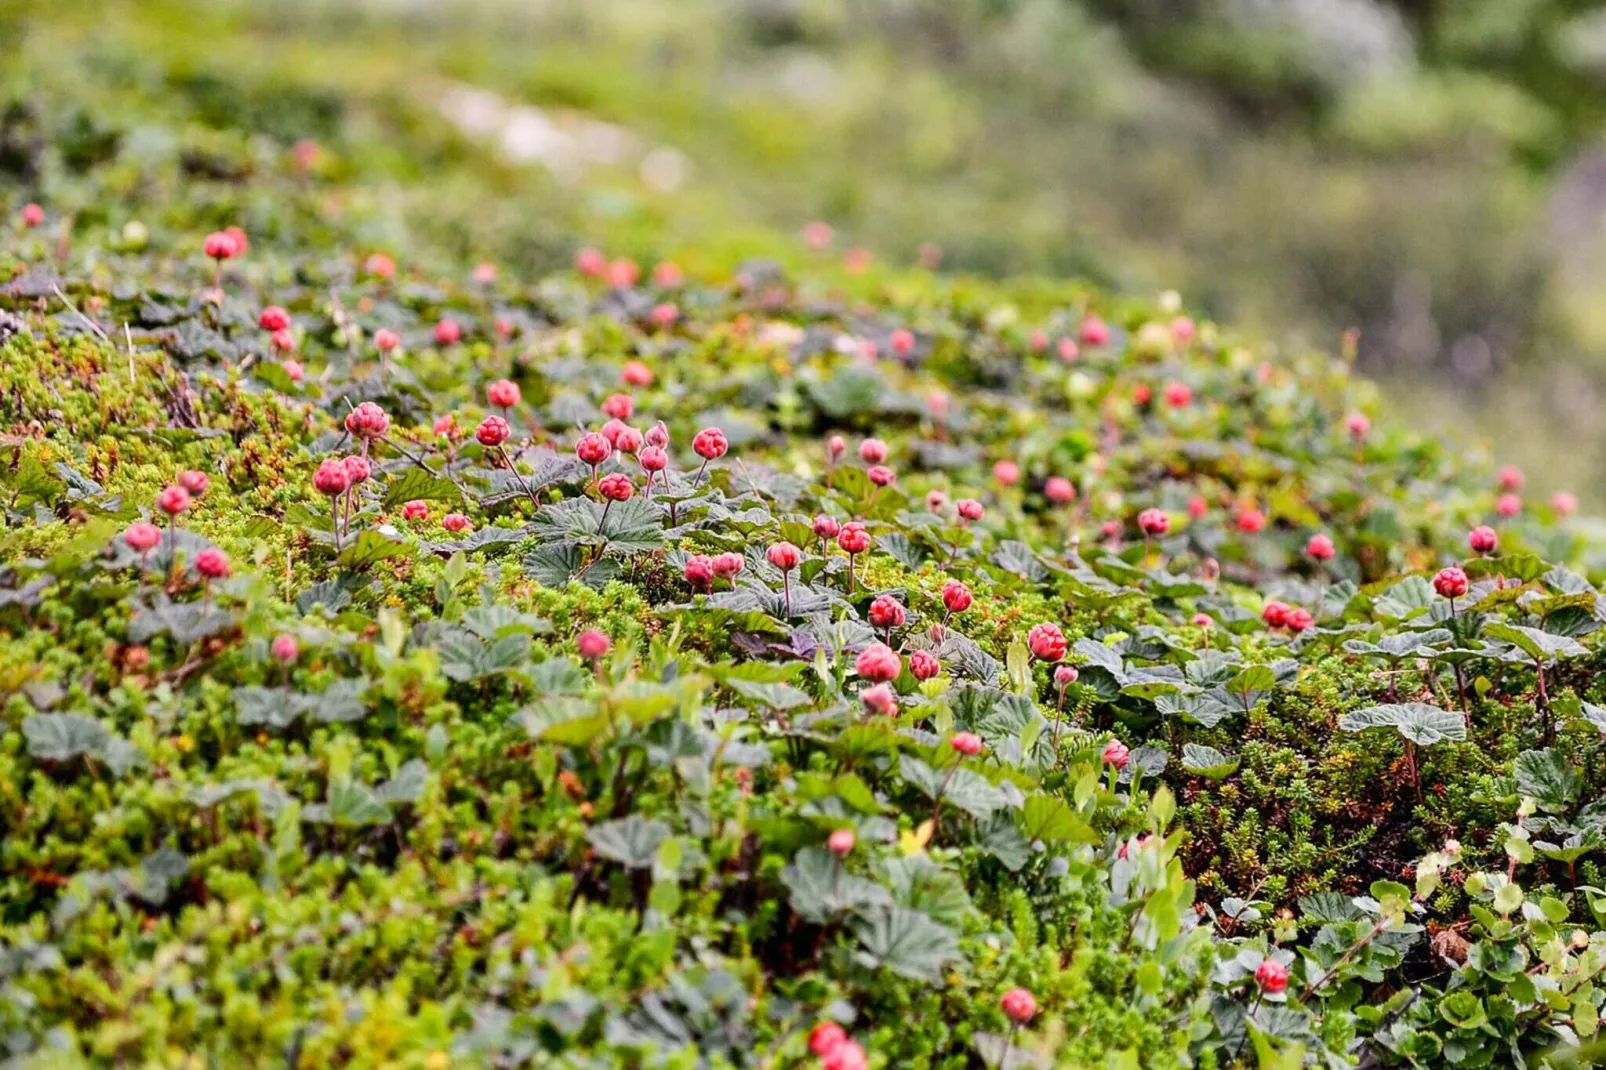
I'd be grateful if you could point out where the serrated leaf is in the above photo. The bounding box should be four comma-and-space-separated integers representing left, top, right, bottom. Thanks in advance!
1338, 703, 1466, 746
587, 816, 670, 869
853, 906, 961, 983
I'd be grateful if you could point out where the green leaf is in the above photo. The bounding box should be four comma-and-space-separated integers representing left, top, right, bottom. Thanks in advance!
1338, 703, 1466, 746
1514, 748, 1582, 813
852, 906, 961, 983
1180, 743, 1240, 780
337, 527, 412, 571
22, 713, 110, 762
587, 816, 671, 869
782, 846, 892, 923
1020, 794, 1095, 843
382, 466, 462, 508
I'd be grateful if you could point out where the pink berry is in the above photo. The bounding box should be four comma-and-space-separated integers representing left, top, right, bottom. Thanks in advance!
1138, 508, 1169, 536
1262, 601, 1289, 628
607, 258, 640, 288
374, 328, 400, 353
1306, 534, 1335, 561
766, 542, 801, 571
649, 302, 678, 329
203, 231, 239, 261
858, 438, 888, 465
576, 432, 612, 466
598, 473, 634, 502
890, 329, 914, 356
577, 629, 611, 660
1102, 739, 1130, 769
1044, 476, 1076, 505
942, 580, 973, 614
1236, 508, 1266, 534
693, 428, 728, 460
956, 498, 983, 522
821, 1041, 867, 1070
802, 221, 833, 249
1497, 493, 1521, 518
867, 465, 895, 487
1001, 987, 1038, 1024
860, 682, 898, 716
828, 435, 847, 460
1497, 465, 1525, 491
575, 247, 607, 277
809, 1023, 847, 1057
1346, 412, 1370, 439
156, 485, 191, 516
314, 460, 350, 497
855, 643, 901, 683
711, 552, 744, 579
1286, 608, 1314, 632
1133, 384, 1152, 406
813, 515, 841, 540
345, 402, 390, 438
621, 360, 654, 387
1255, 959, 1289, 994
1554, 491, 1578, 516
926, 489, 948, 511
645, 421, 670, 449
259, 306, 290, 332
21, 203, 43, 228
1192, 612, 1213, 628
1054, 665, 1078, 687
653, 261, 683, 288
433, 414, 457, 437
639, 446, 668, 473
271, 634, 299, 663
476, 416, 511, 448
124, 523, 161, 552
1171, 316, 1196, 343
402, 500, 429, 520
1434, 567, 1469, 599
434, 319, 461, 345
1029, 329, 1049, 353
993, 460, 1020, 486
949, 731, 982, 757
1468, 525, 1497, 554
1080, 315, 1110, 347
837, 522, 871, 555
1027, 623, 1067, 662
684, 555, 715, 590
602, 393, 634, 421
488, 379, 521, 408
364, 253, 396, 279
910, 649, 940, 680
442, 513, 472, 533
195, 548, 230, 578
473, 262, 497, 284
1187, 497, 1209, 519
827, 829, 855, 857
1057, 338, 1079, 363
1163, 381, 1192, 407
614, 426, 643, 455
178, 470, 209, 496
868, 594, 906, 630
342, 455, 371, 486
271, 329, 296, 353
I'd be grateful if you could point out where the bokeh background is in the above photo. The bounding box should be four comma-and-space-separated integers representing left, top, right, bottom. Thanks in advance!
7, 0, 1606, 497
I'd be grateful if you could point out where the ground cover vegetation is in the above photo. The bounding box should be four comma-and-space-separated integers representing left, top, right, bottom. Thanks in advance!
8, 5, 1606, 1069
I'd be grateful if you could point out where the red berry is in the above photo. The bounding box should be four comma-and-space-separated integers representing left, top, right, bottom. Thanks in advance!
476, 416, 511, 447
20, 203, 43, 228
1554, 491, 1578, 516
855, 643, 901, 683
342, 456, 371, 485
1346, 412, 1370, 439
1434, 567, 1469, 599
1497, 493, 1521, 518
1044, 476, 1076, 505
993, 460, 1020, 486
868, 594, 906, 630
178, 470, 209, 496
314, 460, 350, 497
712, 553, 744, 579
607, 258, 640, 288
1306, 534, 1335, 560
402, 500, 429, 520
956, 498, 983, 522
1236, 508, 1266, 533
1080, 315, 1110, 347
858, 438, 888, 465
1138, 508, 1169, 536
837, 522, 871, 555
575, 247, 607, 277
374, 328, 400, 353
653, 261, 683, 288
802, 221, 833, 249
949, 731, 982, 756
1102, 739, 1130, 769
195, 548, 230, 579
827, 829, 855, 857
638, 446, 668, 473
860, 682, 897, 716
259, 306, 291, 332
1000, 987, 1038, 1024
577, 629, 611, 660
598, 473, 634, 502
867, 465, 895, 487
344, 402, 390, 438
124, 523, 161, 552
1262, 601, 1290, 628
156, 485, 191, 515
1027, 622, 1067, 662
1497, 465, 1525, 491
649, 302, 678, 329
684, 555, 715, 590
576, 432, 612, 466
889, 328, 914, 356
813, 515, 841, 540
271, 634, 299, 663
910, 649, 940, 680
602, 393, 634, 421
942, 580, 973, 614
487, 379, 521, 408
621, 360, 653, 387
364, 253, 396, 279
1187, 496, 1208, 518
1163, 381, 1192, 407
434, 319, 461, 345
203, 231, 239, 261
809, 1023, 847, 1057
693, 427, 728, 460
766, 542, 801, 571
1468, 525, 1497, 554
1255, 959, 1289, 994
442, 513, 472, 533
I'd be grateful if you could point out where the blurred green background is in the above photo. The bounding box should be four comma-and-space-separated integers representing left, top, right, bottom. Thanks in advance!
7, 0, 1606, 495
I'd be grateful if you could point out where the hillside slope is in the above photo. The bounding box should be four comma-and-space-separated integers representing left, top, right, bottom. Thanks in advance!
4, 14, 1606, 1070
